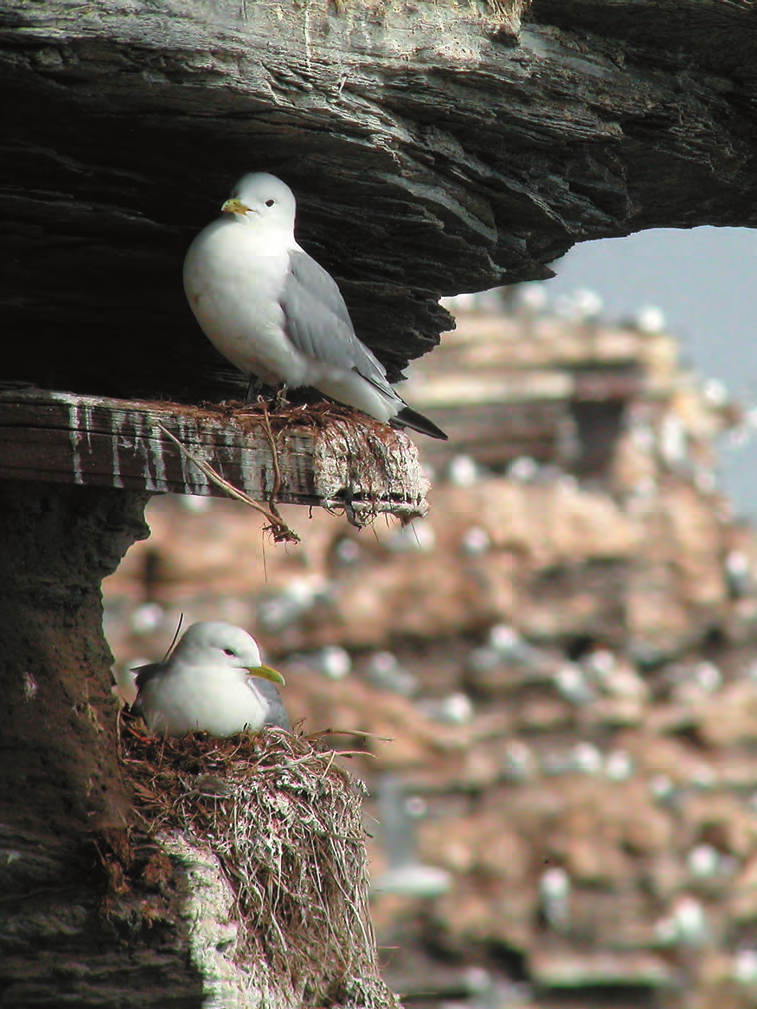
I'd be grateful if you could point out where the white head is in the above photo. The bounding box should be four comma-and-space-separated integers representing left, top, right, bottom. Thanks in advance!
171, 621, 285, 685
221, 173, 297, 239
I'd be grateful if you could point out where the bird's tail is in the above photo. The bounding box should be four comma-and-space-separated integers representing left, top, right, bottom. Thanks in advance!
393, 405, 448, 441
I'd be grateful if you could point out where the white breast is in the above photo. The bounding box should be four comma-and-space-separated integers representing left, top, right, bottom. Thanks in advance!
183, 219, 310, 387
141, 663, 268, 736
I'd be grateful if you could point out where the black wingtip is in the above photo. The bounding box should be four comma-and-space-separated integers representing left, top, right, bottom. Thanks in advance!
394, 406, 448, 441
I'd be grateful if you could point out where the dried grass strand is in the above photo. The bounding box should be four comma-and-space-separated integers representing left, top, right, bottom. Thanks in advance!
156, 422, 299, 544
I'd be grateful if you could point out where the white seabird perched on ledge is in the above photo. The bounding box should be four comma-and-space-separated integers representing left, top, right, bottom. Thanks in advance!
183, 172, 447, 441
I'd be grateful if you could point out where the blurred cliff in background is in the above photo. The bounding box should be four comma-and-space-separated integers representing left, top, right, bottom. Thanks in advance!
105, 290, 757, 1009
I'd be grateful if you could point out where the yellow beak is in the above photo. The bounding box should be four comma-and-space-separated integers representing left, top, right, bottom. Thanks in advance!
222, 197, 250, 216
248, 663, 285, 686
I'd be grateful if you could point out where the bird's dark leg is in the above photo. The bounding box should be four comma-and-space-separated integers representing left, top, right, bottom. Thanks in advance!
245, 375, 264, 404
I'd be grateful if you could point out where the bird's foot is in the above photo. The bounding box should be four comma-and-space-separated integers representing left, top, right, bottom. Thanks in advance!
246, 379, 289, 411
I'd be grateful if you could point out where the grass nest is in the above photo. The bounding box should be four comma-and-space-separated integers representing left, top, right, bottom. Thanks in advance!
115, 716, 396, 1007
200, 392, 389, 436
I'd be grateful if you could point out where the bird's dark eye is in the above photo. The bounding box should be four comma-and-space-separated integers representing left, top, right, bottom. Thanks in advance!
223, 648, 235, 656
265, 199, 275, 207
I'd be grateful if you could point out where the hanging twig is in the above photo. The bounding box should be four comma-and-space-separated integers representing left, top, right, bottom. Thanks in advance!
155, 423, 300, 544
258, 398, 284, 518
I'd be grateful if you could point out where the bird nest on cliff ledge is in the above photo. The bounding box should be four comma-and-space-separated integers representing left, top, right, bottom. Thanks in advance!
115, 717, 396, 1008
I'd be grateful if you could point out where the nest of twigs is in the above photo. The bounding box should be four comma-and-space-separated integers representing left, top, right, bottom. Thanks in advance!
116, 717, 396, 1008
202, 392, 391, 435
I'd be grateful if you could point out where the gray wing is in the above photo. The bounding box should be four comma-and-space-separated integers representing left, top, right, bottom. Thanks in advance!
252, 679, 290, 729
281, 250, 393, 393
130, 661, 165, 718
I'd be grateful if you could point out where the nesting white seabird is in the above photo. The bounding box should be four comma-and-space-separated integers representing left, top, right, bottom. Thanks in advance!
183, 172, 447, 440
130, 621, 288, 736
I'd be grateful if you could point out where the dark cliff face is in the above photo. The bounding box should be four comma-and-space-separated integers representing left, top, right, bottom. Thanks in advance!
3, 0, 757, 402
